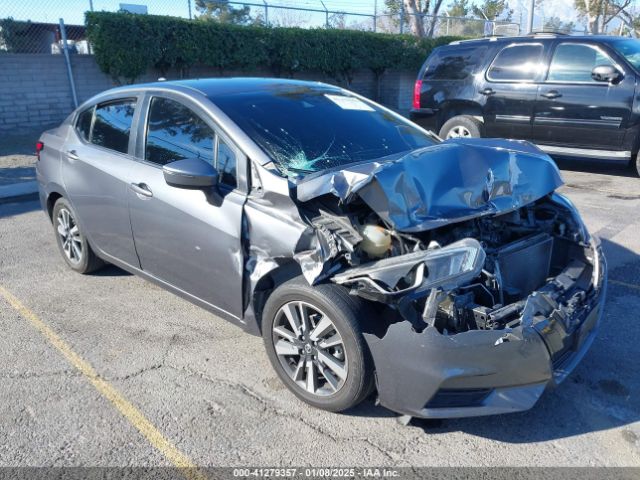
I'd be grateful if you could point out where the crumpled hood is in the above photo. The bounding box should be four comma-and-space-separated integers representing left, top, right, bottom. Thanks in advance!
296, 138, 564, 232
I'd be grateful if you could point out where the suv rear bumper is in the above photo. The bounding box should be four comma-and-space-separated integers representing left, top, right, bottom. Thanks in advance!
409, 108, 439, 133
365, 245, 607, 419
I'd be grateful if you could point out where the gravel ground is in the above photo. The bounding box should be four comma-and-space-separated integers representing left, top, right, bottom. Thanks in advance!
0, 156, 638, 469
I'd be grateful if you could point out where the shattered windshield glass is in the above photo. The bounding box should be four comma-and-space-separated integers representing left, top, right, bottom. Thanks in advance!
212, 86, 436, 178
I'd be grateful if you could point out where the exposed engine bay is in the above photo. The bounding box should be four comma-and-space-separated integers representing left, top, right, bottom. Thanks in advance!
297, 193, 599, 336
241, 135, 606, 418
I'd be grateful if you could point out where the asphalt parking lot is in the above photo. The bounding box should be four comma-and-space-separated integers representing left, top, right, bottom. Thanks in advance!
0, 156, 639, 469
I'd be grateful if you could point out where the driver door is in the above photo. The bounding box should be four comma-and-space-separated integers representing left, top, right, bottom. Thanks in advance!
128, 93, 245, 319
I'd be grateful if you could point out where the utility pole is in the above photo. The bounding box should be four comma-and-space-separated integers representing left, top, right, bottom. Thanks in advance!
373, 0, 377, 32
400, 1, 405, 34
321, 1, 329, 28
528, 0, 534, 33
263, 0, 268, 26
59, 18, 78, 109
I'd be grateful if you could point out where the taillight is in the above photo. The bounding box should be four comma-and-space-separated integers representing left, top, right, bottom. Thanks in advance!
413, 79, 422, 110
36, 141, 44, 161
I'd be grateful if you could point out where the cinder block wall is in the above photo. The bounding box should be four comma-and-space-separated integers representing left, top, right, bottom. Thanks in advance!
0, 53, 416, 133
0, 55, 74, 132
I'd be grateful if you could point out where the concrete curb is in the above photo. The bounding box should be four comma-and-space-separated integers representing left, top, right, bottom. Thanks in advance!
0, 181, 38, 203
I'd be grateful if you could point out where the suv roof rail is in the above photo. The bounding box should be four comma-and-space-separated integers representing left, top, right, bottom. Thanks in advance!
528, 31, 570, 36
449, 36, 503, 45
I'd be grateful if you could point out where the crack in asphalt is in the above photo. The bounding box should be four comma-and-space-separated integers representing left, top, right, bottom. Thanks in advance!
0, 369, 81, 380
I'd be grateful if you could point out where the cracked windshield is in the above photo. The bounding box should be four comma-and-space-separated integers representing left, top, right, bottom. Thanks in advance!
213, 87, 435, 178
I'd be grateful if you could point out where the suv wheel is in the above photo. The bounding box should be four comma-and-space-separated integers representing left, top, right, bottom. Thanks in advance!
261, 277, 375, 412
439, 115, 482, 139
632, 152, 640, 177
52, 198, 105, 274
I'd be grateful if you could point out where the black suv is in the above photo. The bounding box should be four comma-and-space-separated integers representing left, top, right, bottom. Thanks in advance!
410, 34, 640, 176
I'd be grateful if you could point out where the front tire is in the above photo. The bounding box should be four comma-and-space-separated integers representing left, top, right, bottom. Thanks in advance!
439, 115, 482, 139
261, 277, 375, 412
52, 198, 105, 274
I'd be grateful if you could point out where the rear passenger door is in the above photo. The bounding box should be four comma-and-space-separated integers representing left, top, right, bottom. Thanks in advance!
532, 41, 632, 150
128, 94, 246, 319
62, 97, 140, 267
482, 42, 548, 140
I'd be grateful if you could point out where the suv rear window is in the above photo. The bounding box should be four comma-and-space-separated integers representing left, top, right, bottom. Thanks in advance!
487, 43, 544, 82
423, 46, 487, 81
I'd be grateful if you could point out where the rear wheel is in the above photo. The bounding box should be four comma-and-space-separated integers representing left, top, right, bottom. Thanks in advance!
439, 115, 482, 139
52, 198, 105, 274
261, 277, 375, 412
631, 152, 640, 177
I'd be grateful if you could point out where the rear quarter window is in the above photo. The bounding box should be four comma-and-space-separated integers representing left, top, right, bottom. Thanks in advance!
422, 46, 488, 81
76, 107, 94, 142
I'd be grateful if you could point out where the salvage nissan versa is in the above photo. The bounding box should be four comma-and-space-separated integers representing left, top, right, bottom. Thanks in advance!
36, 79, 606, 419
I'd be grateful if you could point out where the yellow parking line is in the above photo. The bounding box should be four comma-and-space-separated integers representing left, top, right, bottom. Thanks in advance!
0, 285, 206, 480
610, 279, 640, 292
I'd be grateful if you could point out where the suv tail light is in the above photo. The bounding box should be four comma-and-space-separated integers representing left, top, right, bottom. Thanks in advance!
413, 79, 422, 110
36, 141, 44, 161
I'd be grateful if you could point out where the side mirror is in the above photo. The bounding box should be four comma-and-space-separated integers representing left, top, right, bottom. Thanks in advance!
591, 64, 622, 83
163, 158, 218, 189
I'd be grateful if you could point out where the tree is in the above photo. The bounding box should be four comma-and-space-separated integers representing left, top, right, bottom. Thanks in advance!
472, 0, 513, 21
195, 0, 252, 25
574, 0, 632, 34
384, 0, 446, 37
329, 12, 347, 29
543, 15, 575, 33
447, 0, 472, 17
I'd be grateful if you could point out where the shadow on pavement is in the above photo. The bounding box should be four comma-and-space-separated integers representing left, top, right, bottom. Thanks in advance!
0, 166, 36, 186
0, 199, 40, 218
93, 265, 133, 277
554, 157, 636, 178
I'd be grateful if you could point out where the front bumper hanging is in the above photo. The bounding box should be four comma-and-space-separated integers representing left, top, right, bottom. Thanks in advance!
364, 242, 607, 419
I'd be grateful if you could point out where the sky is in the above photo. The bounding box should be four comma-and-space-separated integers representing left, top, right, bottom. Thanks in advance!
0, 0, 602, 32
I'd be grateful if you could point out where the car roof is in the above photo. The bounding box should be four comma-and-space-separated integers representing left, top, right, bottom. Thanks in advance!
448, 34, 631, 47
102, 77, 343, 100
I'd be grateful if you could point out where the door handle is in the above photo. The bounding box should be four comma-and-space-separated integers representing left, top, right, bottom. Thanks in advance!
480, 88, 495, 96
130, 182, 153, 197
66, 150, 79, 161
542, 90, 562, 99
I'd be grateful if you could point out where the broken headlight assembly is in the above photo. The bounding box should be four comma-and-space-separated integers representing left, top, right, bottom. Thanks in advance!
332, 238, 486, 296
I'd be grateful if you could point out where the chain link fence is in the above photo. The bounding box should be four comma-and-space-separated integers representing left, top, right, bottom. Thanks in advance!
0, 0, 522, 55
375, 13, 520, 37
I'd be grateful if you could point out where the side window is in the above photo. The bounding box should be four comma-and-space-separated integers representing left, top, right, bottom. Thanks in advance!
423, 46, 488, 81
487, 44, 545, 82
547, 43, 614, 83
145, 97, 214, 166
76, 106, 94, 142
91, 99, 136, 154
216, 138, 237, 188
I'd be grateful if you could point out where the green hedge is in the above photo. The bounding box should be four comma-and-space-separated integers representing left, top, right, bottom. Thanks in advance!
86, 12, 463, 84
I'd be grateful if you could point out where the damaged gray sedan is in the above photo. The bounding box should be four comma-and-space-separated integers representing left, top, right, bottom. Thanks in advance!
37, 78, 606, 419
